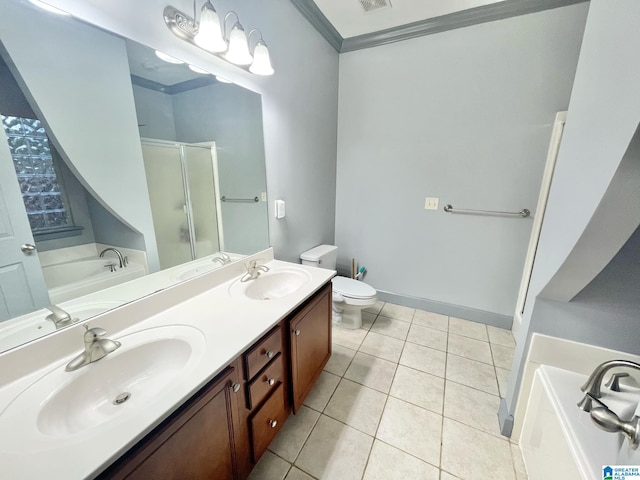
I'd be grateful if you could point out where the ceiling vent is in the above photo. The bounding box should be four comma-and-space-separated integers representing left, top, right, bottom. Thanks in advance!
359, 0, 392, 13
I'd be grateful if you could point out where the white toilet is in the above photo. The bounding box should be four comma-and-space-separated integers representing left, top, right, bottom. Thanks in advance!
300, 245, 377, 329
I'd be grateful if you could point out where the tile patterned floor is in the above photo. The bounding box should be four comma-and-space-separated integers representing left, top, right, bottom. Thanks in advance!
249, 302, 528, 480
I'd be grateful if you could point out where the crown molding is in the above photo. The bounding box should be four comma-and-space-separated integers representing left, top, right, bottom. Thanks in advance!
291, 0, 589, 53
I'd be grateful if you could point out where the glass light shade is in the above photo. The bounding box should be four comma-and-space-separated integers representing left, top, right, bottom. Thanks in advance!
155, 50, 184, 64
249, 41, 274, 76
28, 0, 70, 15
215, 76, 233, 84
224, 24, 253, 66
193, 2, 227, 53
188, 64, 210, 74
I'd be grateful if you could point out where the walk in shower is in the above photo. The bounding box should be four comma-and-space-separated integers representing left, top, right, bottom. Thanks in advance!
142, 140, 222, 270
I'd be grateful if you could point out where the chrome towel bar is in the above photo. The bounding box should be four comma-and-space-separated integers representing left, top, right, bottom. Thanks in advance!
221, 196, 259, 203
443, 204, 531, 218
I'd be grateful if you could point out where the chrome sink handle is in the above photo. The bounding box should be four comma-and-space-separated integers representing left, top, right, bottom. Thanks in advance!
212, 252, 232, 265
577, 359, 640, 412
66, 325, 121, 372
591, 407, 640, 450
241, 259, 270, 282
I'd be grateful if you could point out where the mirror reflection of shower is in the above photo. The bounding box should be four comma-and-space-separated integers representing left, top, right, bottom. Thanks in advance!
141, 140, 223, 270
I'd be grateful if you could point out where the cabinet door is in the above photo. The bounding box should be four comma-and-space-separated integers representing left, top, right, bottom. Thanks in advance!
290, 284, 332, 412
102, 367, 240, 480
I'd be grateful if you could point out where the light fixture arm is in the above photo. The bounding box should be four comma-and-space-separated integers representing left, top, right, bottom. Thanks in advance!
223, 11, 240, 42
248, 29, 265, 51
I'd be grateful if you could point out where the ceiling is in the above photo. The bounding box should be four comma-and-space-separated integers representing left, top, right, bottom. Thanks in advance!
291, 0, 588, 52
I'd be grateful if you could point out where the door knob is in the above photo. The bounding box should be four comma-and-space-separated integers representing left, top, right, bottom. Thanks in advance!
21, 243, 36, 255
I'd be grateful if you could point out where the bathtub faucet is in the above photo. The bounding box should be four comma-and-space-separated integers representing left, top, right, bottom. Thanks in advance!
45, 305, 76, 329
212, 252, 232, 266
577, 359, 640, 412
99, 247, 127, 268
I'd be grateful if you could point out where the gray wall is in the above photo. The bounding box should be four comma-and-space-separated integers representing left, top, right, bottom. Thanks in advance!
503, 0, 640, 432
133, 85, 177, 142
335, 3, 589, 322
48, 0, 340, 264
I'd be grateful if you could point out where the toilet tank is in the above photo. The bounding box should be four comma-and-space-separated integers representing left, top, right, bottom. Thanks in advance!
300, 245, 337, 270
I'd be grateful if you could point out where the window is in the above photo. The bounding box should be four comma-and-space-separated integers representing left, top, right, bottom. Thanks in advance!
1, 115, 74, 234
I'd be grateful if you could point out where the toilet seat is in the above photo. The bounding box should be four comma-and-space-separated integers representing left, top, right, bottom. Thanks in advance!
332, 277, 377, 305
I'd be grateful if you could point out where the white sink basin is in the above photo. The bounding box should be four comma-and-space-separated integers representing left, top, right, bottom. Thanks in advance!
229, 268, 312, 300
1, 325, 205, 438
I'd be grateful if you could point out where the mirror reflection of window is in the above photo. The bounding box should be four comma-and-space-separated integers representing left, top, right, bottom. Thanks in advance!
0, 115, 74, 235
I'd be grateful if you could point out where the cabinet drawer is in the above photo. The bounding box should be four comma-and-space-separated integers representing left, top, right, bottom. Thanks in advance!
244, 327, 282, 380
247, 353, 284, 410
250, 383, 288, 463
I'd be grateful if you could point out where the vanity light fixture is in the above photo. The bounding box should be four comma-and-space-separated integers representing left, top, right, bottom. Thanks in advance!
163, 2, 274, 76
188, 64, 210, 74
28, 0, 70, 16
215, 76, 233, 84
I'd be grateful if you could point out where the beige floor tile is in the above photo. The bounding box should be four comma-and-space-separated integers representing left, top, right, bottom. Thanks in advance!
447, 333, 493, 365
324, 344, 356, 377
332, 326, 367, 351
491, 344, 515, 369
303, 371, 341, 412
496, 367, 510, 397
361, 311, 377, 331
446, 354, 499, 395
413, 309, 449, 331
359, 331, 405, 362
441, 418, 515, 480
295, 415, 373, 480
324, 378, 387, 435
364, 300, 385, 315
248, 451, 291, 480
363, 440, 440, 480
370, 315, 411, 340
407, 324, 448, 352
448, 317, 488, 341
400, 342, 446, 378
285, 467, 315, 480
487, 325, 516, 348
269, 406, 320, 463
389, 365, 445, 414
376, 396, 442, 466
440, 471, 460, 479
511, 443, 529, 480
443, 381, 501, 436
344, 352, 398, 393
380, 303, 415, 322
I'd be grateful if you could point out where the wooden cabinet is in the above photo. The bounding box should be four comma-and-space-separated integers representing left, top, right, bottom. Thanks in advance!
99, 366, 241, 480
289, 283, 332, 412
100, 280, 332, 480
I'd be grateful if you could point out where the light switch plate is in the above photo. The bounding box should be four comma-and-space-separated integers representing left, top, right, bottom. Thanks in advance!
261, 192, 267, 202
424, 197, 439, 210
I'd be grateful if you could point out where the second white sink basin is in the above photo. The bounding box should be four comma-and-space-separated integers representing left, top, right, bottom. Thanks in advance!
229, 268, 312, 300
1, 324, 206, 438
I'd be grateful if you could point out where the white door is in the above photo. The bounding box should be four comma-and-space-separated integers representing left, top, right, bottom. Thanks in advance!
0, 128, 49, 321
513, 111, 567, 338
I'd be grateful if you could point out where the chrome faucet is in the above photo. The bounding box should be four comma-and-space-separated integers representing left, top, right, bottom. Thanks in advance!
241, 259, 270, 282
212, 252, 232, 266
577, 359, 640, 412
45, 305, 76, 329
99, 247, 127, 268
65, 325, 121, 372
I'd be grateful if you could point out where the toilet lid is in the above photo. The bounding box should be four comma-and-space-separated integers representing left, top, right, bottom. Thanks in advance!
332, 277, 377, 299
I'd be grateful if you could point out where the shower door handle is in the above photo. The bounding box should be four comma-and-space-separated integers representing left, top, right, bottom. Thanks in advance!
21, 243, 36, 255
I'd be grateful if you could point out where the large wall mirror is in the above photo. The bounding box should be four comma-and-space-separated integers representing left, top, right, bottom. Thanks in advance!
0, 0, 270, 353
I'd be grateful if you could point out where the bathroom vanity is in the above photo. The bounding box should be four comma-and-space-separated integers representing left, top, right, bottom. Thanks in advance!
0, 249, 334, 479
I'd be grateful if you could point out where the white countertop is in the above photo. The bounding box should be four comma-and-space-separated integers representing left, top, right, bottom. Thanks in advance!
0, 249, 334, 479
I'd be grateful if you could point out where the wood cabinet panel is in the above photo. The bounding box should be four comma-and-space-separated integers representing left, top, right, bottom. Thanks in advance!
289, 283, 332, 412
244, 326, 282, 379
247, 353, 284, 410
249, 383, 288, 463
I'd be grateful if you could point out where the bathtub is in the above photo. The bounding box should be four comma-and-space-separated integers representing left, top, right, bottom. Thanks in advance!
42, 258, 146, 304
520, 365, 640, 479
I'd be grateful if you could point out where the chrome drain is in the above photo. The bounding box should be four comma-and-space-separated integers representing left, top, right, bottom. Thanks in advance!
113, 392, 131, 405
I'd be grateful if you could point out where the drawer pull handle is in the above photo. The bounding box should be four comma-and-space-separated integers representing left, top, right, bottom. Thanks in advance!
269, 420, 278, 428
265, 350, 275, 359
232, 383, 241, 393
267, 378, 275, 386
294, 329, 300, 336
